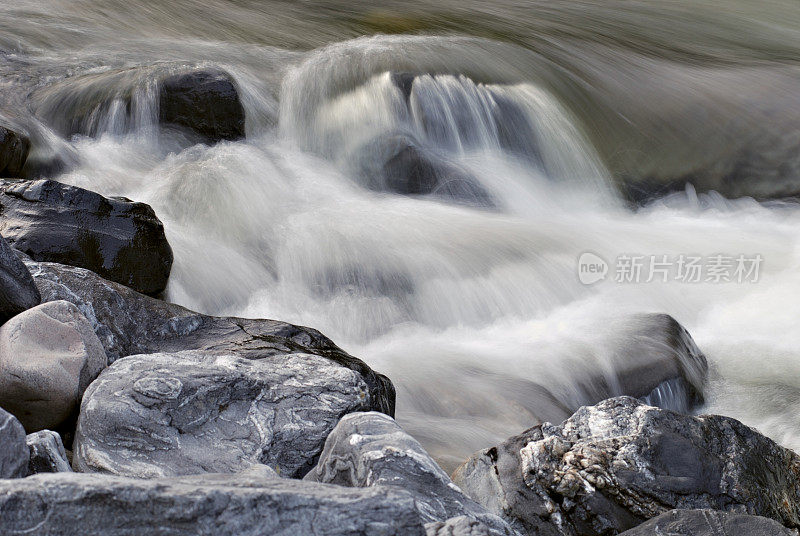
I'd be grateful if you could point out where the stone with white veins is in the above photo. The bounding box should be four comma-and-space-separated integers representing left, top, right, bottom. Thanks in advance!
0, 470, 427, 535
305, 412, 520, 536
26, 430, 72, 474
74, 350, 376, 478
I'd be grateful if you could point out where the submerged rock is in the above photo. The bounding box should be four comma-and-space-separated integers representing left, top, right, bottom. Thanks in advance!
0, 470, 426, 535
26, 430, 72, 475
0, 232, 40, 324
24, 259, 395, 415
0, 124, 29, 177
0, 300, 106, 431
159, 69, 246, 143
618, 509, 797, 536
453, 397, 800, 536
0, 179, 173, 295
74, 351, 378, 478
0, 407, 28, 478
305, 412, 518, 536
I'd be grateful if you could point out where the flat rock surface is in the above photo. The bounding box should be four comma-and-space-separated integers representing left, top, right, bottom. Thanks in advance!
74, 350, 377, 478
0, 471, 427, 535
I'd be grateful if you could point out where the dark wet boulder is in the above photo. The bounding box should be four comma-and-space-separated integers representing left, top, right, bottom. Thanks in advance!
0, 470, 427, 535
26, 430, 72, 475
358, 134, 494, 206
618, 509, 796, 536
0, 300, 106, 432
0, 179, 173, 295
74, 350, 379, 478
453, 397, 800, 536
0, 233, 40, 323
305, 412, 518, 536
24, 259, 395, 415
0, 124, 30, 177
0, 407, 28, 478
159, 69, 246, 144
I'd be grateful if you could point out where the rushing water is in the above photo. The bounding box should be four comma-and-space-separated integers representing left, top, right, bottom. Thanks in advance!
4, 0, 800, 470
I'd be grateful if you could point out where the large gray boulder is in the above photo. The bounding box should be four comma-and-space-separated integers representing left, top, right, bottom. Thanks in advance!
74, 350, 379, 478
0, 300, 106, 431
0, 179, 173, 296
0, 124, 29, 177
26, 430, 72, 475
618, 509, 797, 536
0, 407, 27, 478
453, 397, 800, 536
305, 412, 518, 536
25, 259, 395, 415
0, 232, 40, 324
0, 470, 427, 535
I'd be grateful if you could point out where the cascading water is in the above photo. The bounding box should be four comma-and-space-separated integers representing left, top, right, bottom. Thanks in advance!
5, 0, 800, 472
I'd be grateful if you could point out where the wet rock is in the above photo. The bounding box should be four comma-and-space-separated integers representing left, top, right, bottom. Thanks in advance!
0, 407, 27, 478
618, 509, 797, 536
24, 259, 395, 415
0, 124, 30, 177
0, 471, 426, 535
0, 300, 106, 431
453, 397, 800, 536
74, 350, 378, 478
26, 430, 72, 474
359, 134, 494, 206
305, 412, 518, 536
0, 179, 173, 295
159, 69, 246, 144
0, 232, 40, 324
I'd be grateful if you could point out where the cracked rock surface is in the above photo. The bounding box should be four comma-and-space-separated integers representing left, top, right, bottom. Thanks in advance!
74, 350, 376, 478
453, 397, 800, 536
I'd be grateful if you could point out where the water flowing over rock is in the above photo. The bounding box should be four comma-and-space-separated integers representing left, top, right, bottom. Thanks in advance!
26, 430, 72, 475
24, 259, 395, 415
159, 69, 246, 143
0, 179, 173, 295
0, 300, 106, 432
305, 412, 519, 536
0, 233, 40, 324
0, 124, 29, 177
453, 397, 800, 536
617, 509, 797, 536
0, 407, 28, 478
0, 470, 427, 535
74, 350, 378, 478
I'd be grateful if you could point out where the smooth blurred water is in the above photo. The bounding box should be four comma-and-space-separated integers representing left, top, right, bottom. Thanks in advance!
4, 0, 800, 469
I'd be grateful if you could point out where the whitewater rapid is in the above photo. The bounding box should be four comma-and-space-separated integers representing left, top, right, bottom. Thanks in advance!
4, 1, 800, 469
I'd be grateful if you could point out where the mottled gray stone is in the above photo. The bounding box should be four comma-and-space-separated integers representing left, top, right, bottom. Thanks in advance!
453, 397, 800, 536
74, 350, 377, 478
25, 259, 395, 415
426, 517, 496, 536
0, 123, 29, 177
26, 430, 71, 475
0, 233, 40, 324
618, 509, 797, 536
0, 300, 106, 431
305, 412, 519, 536
0, 471, 427, 535
0, 407, 27, 478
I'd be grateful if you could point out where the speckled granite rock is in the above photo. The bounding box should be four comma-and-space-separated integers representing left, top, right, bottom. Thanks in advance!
453, 397, 800, 536
74, 350, 377, 478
